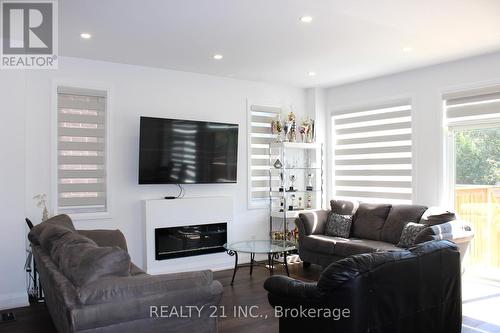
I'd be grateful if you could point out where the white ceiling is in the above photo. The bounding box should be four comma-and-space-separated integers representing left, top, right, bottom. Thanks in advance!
60, 0, 500, 88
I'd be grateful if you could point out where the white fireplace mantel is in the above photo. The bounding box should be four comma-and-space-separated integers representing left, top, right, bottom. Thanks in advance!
142, 196, 234, 274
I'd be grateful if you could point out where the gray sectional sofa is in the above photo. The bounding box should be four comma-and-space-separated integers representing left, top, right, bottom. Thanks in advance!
296, 199, 474, 267
28, 214, 223, 333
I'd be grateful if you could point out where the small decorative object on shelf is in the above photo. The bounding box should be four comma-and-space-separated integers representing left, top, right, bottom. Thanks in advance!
33, 194, 49, 222
306, 173, 314, 191
298, 197, 303, 209
288, 111, 297, 142
289, 194, 296, 211
306, 194, 313, 209
289, 174, 296, 191
273, 159, 283, 169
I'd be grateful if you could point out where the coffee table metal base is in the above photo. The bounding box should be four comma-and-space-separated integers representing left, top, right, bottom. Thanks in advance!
226, 250, 289, 286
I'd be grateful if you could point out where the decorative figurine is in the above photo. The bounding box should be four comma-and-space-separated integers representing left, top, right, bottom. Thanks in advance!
306, 173, 314, 191
298, 196, 303, 210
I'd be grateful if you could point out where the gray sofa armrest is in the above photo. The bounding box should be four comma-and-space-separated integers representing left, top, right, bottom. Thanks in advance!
70, 279, 223, 332
414, 220, 474, 244
77, 229, 128, 252
78, 270, 215, 305
264, 275, 325, 306
296, 209, 330, 236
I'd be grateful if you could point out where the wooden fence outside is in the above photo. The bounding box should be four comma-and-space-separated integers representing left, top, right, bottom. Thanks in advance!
455, 185, 500, 270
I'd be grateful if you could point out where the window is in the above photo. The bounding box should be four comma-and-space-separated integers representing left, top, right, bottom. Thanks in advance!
444, 86, 500, 278
332, 101, 413, 204
56, 86, 108, 215
248, 103, 282, 208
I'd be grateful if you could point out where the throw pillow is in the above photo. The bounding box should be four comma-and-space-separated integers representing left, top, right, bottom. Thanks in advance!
397, 222, 427, 248
325, 212, 353, 238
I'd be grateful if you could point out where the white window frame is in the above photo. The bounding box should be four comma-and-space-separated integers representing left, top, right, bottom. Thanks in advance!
442, 84, 500, 208
51, 81, 113, 220
330, 97, 415, 204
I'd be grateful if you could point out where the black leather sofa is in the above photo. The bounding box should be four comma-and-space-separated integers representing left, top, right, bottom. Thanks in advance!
264, 240, 462, 333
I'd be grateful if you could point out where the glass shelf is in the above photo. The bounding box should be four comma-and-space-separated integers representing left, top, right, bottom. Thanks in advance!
270, 167, 321, 170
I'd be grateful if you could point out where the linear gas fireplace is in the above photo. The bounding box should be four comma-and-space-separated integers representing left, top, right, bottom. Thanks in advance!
155, 223, 227, 260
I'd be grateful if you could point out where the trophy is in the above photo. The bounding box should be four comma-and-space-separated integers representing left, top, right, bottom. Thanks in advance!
287, 111, 297, 143
289, 174, 296, 191
273, 159, 283, 169
306, 173, 314, 191
271, 114, 283, 142
283, 122, 290, 142
306, 194, 312, 209
298, 196, 303, 210
289, 194, 296, 211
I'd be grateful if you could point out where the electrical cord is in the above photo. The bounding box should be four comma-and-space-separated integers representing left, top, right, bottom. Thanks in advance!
164, 184, 185, 199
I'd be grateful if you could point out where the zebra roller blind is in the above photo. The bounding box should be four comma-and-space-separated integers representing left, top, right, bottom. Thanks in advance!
57, 86, 107, 214
444, 85, 500, 125
248, 103, 281, 208
332, 101, 413, 204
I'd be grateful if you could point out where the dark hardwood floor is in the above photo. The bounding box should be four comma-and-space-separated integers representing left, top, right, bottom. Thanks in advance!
0, 261, 320, 333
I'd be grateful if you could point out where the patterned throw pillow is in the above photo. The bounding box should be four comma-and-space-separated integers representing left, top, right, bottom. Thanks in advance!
397, 222, 427, 248
325, 212, 353, 238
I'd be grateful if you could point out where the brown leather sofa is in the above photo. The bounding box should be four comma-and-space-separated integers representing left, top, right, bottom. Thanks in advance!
264, 240, 462, 333
296, 199, 473, 267
28, 214, 223, 333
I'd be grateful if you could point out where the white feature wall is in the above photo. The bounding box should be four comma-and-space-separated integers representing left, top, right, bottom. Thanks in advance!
0, 56, 306, 309
325, 50, 500, 207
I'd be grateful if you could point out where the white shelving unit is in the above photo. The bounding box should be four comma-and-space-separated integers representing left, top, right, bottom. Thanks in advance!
268, 142, 324, 243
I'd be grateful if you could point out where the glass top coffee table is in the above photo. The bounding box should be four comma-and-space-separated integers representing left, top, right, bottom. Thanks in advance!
224, 240, 296, 286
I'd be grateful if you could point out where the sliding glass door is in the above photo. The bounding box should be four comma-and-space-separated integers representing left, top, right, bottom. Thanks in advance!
450, 126, 500, 279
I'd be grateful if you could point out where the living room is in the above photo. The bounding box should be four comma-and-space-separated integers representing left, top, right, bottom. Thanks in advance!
0, 1, 499, 332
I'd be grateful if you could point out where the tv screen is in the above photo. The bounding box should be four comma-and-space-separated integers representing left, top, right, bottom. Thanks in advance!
139, 117, 238, 184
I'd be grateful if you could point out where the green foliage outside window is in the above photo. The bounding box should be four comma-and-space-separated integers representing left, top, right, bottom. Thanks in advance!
455, 128, 500, 185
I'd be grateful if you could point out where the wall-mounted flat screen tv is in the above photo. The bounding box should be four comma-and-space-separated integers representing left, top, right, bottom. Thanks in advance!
139, 116, 238, 184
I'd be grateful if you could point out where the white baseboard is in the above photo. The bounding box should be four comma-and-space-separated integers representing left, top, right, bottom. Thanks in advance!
0, 292, 29, 311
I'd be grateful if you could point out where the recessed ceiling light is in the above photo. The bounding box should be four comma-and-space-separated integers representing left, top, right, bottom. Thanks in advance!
213, 54, 223, 60
308, 71, 316, 77
402, 46, 413, 53
80, 33, 92, 39
300, 16, 313, 23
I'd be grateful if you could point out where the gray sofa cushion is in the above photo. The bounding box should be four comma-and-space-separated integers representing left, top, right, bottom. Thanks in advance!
39, 225, 97, 266
77, 229, 128, 252
300, 235, 338, 255
380, 204, 428, 244
299, 234, 399, 257
351, 203, 392, 240
325, 213, 353, 238
330, 199, 359, 215
28, 214, 76, 245
333, 238, 400, 257
59, 242, 131, 287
